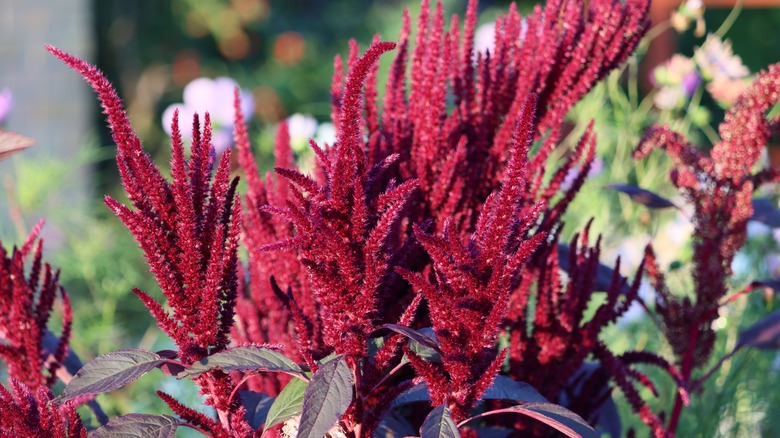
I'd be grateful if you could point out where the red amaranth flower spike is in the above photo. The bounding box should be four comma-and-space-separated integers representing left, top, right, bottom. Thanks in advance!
48, 47, 242, 364
49, 46, 250, 433
634, 64, 780, 436
0, 379, 86, 438
0, 221, 73, 391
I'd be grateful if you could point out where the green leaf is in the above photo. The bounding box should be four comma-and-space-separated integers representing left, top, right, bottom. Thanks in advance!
57, 349, 167, 402
382, 324, 442, 355
264, 377, 307, 431
407, 327, 441, 362
420, 405, 460, 438
179, 346, 303, 378
297, 355, 354, 438
89, 414, 180, 438
737, 309, 780, 350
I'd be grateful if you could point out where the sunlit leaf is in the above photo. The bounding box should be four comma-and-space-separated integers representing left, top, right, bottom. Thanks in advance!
298, 355, 354, 438
264, 377, 307, 431
420, 405, 460, 438
57, 349, 167, 402
179, 346, 303, 378
0, 130, 34, 161
89, 414, 180, 438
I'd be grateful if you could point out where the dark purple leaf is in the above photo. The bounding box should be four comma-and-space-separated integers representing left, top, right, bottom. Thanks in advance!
298, 355, 354, 438
560, 363, 620, 438
88, 414, 180, 438
0, 130, 34, 161
239, 391, 275, 430
595, 396, 621, 438
738, 309, 780, 350
264, 377, 307, 431
475, 403, 598, 438
389, 382, 430, 408
57, 349, 167, 403
380, 324, 443, 355
754, 279, 780, 291
606, 184, 677, 209
375, 411, 418, 438
390, 377, 547, 411
420, 405, 460, 438
483, 376, 549, 403
179, 346, 303, 378
750, 198, 780, 228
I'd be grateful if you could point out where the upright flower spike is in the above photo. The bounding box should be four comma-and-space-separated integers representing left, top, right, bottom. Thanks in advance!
49, 47, 250, 434
234, 0, 655, 433
635, 64, 780, 435
0, 221, 73, 390
0, 379, 86, 438
48, 47, 241, 365
233, 106, 318, 394
398, 97, 545, 421
260, 41, 413, 359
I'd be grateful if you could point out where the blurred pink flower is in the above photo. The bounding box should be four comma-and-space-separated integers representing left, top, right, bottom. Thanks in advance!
0, 87, 13, 124
162, 77, 254, 154
694, 34, 749, 81
706, 77, 750, 108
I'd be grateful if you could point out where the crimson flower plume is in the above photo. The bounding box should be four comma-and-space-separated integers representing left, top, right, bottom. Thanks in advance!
0, 221, 73, 390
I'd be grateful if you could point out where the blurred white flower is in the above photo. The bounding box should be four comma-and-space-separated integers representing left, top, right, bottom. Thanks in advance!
287, 113, 318, 153
474, 22, 496, 55
280, 415, 347, 438
473, 19, 527, 57
314, 122, 337, 147
747, 221, 771, 238
162, 77, 255, 154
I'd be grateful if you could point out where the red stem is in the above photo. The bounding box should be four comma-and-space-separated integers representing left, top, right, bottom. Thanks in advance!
667, 319, 700, 435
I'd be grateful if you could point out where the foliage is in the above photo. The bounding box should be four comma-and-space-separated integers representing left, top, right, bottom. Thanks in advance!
2, 0, 780, 437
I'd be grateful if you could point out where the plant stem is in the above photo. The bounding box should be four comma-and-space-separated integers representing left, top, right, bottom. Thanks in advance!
667, 321, 700, 434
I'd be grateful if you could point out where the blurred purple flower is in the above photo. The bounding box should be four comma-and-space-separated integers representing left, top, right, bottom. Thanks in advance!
162, 77, 254, 154
652, 55, 700, 110
0, 87, 13, 124
561, 156, 603, 191
767, 253, 780, 279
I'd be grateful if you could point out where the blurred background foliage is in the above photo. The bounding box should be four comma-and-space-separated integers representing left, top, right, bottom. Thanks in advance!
2, 0, 780, 435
